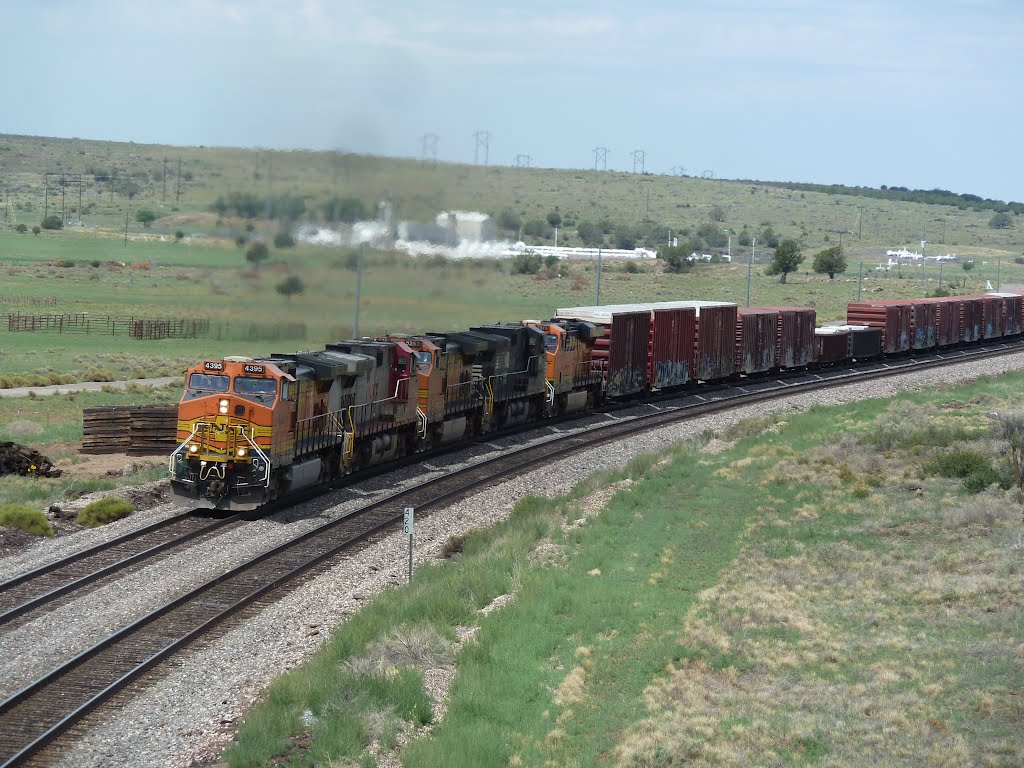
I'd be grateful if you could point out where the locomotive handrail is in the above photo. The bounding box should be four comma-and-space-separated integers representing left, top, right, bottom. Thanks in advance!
546, 381, 555, 405
235, 425, 271, 488
167, 422, 203, 475
416, 407, 427, 439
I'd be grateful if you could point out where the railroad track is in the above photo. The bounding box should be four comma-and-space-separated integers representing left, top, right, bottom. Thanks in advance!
1, 337, 1022, 766
0, 511, 243, 631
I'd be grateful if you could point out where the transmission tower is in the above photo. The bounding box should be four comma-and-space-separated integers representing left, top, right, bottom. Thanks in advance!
593, 146, 608, 171
702, 169, 715, 179
515, 154, 532, 168
43, 172, 83, 225
670, 165, 686, 176
420, 133, 439, 164
473, 130, 490, 165
631, 149, 646, 174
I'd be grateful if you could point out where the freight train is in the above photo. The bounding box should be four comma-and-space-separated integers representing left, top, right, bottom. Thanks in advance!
169, 293, 1023, 511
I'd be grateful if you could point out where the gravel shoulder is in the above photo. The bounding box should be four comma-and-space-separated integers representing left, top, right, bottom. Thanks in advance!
6, 352, 1023, 768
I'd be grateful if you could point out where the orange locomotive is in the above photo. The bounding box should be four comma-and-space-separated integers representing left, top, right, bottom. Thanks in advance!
169, 323, 603, 511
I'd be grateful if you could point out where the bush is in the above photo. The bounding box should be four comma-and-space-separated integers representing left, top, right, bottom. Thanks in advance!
15, 223, 28, 234
246, 242, 269, 265
32, 226, 41, 236
76, 497, 134, 528
41, 215, 63, 230
174, 230, 185, 241
0, 503, 54, 536
273, 231, 296, 248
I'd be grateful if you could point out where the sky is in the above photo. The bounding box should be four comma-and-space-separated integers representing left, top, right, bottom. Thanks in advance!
3, 0, 1022, 202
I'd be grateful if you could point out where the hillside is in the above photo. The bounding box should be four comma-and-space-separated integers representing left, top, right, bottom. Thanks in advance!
1, 133, 1021, 265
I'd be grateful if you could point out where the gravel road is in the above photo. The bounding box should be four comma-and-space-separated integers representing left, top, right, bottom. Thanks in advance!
4, 352, 1023, 768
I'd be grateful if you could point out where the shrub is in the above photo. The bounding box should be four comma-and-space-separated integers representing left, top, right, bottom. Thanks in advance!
273, 231, 296, 248
40, 215, 63, 230
15, 223, 28, 234
174, 230, 185, 241
32, 225, 41, 236
77, 497, 134, 528
0, 503, 54, 536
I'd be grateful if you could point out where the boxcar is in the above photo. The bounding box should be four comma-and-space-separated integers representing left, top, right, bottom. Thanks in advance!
736, 308, 778, 374
847, 302, 911, 354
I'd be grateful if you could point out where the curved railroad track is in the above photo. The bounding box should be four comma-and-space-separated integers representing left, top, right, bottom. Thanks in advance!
1, 337, 1022, 766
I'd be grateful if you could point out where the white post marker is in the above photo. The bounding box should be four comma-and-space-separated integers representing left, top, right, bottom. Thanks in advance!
404, 507, 414, 582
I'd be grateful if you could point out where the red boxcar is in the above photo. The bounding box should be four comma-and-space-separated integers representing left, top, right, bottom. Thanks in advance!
847, 302, 911, 354
907, 299, 938, 351
759, 307, 815, 369
736, 308, 778, 374
961, 297, 983, 342
650, 307, 696, 389
925, 297, 962, 347
696, 304, 738, 381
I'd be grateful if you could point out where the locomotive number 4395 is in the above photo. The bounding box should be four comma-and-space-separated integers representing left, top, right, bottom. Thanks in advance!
243, 364, 265, 374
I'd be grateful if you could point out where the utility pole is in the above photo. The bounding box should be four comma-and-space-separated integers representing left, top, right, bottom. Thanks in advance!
746, 237, 755, 308
124, 208, 129, 247
631, 149, 646, 174
420, 133, 439, 165
857, 262, 863, 301
176, 158, 182, 203
353, 244, 364, 337
595, 248, 603, 305
593, 146, 608, 171
162, 156, 167, 202
473, 130, 490, 165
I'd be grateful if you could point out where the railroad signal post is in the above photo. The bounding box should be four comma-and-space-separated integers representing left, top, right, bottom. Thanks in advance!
404, 507, 414, 582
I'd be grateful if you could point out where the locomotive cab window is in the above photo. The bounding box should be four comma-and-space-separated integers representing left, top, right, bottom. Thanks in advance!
415, 351, 433, 373
544, 334, 559, 354
234, 377, 278, 397
188, 373, 229, 392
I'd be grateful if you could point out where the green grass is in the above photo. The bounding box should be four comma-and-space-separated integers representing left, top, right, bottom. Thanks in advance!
223, 372, 1024, 768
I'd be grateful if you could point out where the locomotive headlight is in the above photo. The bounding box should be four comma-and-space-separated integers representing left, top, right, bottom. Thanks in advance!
219, 399, 229, 414
188, 444, 200, 454
236, 447, 248, 458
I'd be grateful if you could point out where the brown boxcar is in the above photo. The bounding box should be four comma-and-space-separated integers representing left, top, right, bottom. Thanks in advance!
847, 302, 911, 354
599, 312, 650, 397
696, 304, 738, 381
650, 307, 696, 389
979, 295, 1004, 339
988, 293, 1023, 337
736, 308, 778, 375
925, 297, 962, 347
760, 307, 815, 369
907, 299, 938, 350
813, 327, 849, 365
961, 297, 983, 342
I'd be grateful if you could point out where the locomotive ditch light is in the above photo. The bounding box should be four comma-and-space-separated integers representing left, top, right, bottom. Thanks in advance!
189, 444, 200, 454
219, 399, 229, 414
236, 447, 248, 458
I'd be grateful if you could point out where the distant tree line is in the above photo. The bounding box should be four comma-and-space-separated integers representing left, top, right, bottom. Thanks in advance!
210, 192, 368, 223
751, 180, 1023, 215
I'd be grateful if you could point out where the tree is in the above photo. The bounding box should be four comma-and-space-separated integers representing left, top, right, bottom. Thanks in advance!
962, 260, 975, 272
273, 231, 296, 248
523, 219, 551, 238
498, 209, 521, 233
135, 209, 157, 228
510, 252, 543, 274
812, 246, 847, 280
275, 275, 305, 301
235, 235, 247, 248
989, 211, 1013, 229
174, 230, 185, 242
15, 223, 28, 234
246, 242, 269, 266
41, 215, 63, 230
546, 211, 562, 228
576, 221, 602, 247
765, 239, 804, 283
660, 245, 693, 274
32, 225, 41, 236
758, 225, 779, 248
709, 204, 726, 222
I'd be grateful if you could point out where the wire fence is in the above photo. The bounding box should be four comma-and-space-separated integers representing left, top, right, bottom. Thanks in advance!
5, 314, 308, 342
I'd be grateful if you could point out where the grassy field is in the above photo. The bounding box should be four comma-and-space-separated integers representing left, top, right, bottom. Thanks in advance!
223, 374, 1023, 767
